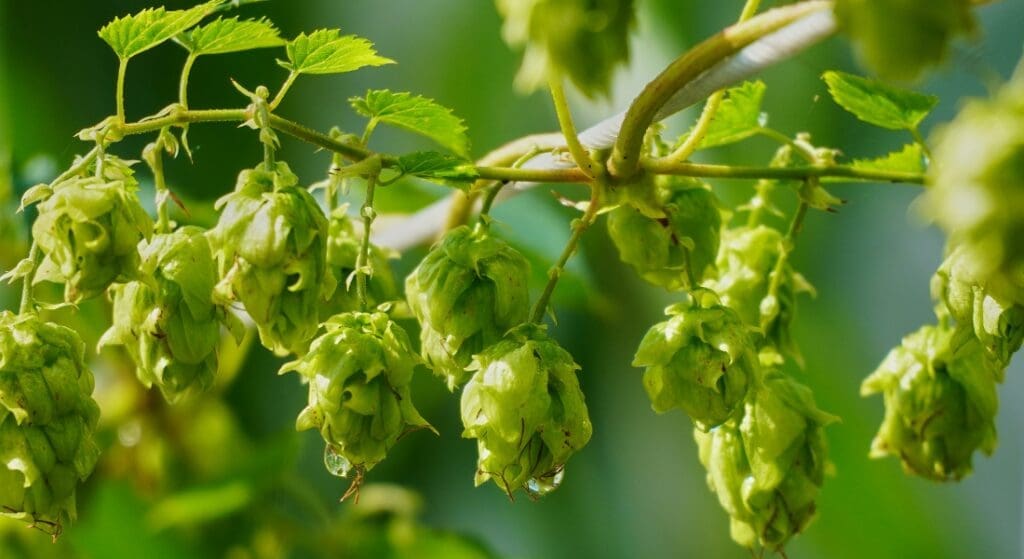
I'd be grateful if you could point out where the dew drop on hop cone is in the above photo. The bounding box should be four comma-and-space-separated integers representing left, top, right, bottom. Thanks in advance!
324, 444, 353, 478
526, 467, 565, 498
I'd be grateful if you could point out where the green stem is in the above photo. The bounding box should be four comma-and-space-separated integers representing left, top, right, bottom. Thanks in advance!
355, 160, 382, 312
548, 77, 597, 177
115, 57, 128, 123
269, 71, 298, 110
641, 160, 925, 184
530, 185, 602, 323
263, 140, 275, 170
910, 126, 932, 159
762, 201, 808, 330
479, 182, 505, 219
610, 1, 830, 178
757, 128, 815, 162
178, 53, 198, 108
19, 243, 39, 315
739, 0, 763, 19
146, 141, 171, 233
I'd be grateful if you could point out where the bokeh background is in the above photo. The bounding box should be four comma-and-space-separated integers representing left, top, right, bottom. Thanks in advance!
1, 1, 1023, 558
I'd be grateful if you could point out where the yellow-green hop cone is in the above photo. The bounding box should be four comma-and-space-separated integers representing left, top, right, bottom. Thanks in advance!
321, 206, 399, 319
0, 312, 101, 534
208, 162, 336, 356
280, 311, 430, 477
932, 246, 1024, 365
99, 227, 242, 403
696, 371, 836, 552
461, 324, 592, 499
607, 176, 722, 290
862, 323, 1001, 481
924, 68, 1024, 306
30, 155, 153, 303
706, 225, 814, 362
632, 288, 755, 427
406, 224, 530, 390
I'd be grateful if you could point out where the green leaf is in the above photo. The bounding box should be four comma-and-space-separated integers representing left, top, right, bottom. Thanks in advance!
396, 152, 479, 187
834, 0, 974, 80
823, 71, 938, 130
176, 16, 284, 56
698, 80, 766, 149
351, 90, 470, 157
279, 29, 393, 75
99, 1, 222, 60
852, 144, 925, 174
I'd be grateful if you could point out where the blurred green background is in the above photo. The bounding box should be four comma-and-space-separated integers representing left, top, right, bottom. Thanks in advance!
1, 1, 1023, 558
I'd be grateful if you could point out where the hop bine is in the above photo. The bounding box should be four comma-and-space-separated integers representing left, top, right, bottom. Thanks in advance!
460, 323, 592, 499
406, 224, 530, 390
207, 162, 336, 356
0, 312, 101, 535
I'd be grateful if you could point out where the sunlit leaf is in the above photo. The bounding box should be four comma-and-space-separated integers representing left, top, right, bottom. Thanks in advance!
396, 152, 479, 187
99, 1, 222, 59
823, 71, 938, 130
696, 80, 767, 149
176, 16, 284, 56
351, 90, 471, 157
279, 29, 393, 75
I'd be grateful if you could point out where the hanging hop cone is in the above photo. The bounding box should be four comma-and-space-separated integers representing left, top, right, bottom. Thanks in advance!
706, 225, 814, 363
280, 311, 431, 476
29, 155, 153, 303
924, 68, 1024, 307
632, 288, 756, 427
208, 162, 336, 356
406, 224, 530, 390
607, 176, 722, 290
461, 324, 592, 498
99, 226, 243, 403
861, 323, 1003, 481
321, 206, 399, 319
696, 370, 836, 551
0, 311, 101, 533
932, 245, 1024, 365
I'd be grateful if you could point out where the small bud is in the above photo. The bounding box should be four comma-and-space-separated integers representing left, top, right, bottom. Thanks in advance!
461, 324, 592, 498
406, 225, 530, 390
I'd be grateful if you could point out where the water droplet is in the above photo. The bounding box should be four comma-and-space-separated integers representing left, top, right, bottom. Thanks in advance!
526, 467, 564, 498
324, 444, 352, 478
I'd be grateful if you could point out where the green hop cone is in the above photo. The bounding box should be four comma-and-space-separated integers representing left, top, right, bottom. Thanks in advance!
406, 224, 530, 390
99, 226, 242, 403
0, 311, 101, 533
861, 323, 1002, 481
461, 324, 592, 498
706, 225, 814, 363
280, 311, 430, 477
607, 176, 722, 290
932, 245, 1024, 365
208, 162, 336, 356
30, 155, 153, 303
924, 68, 1024, 307
321, 206, 399, 319
696, 371, 836, 551
632, 288, 755, 427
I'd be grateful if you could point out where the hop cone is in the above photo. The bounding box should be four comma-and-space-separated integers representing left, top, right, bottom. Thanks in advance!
632, 289, 755, 427
706, 225, 814, 362
607, 176, 722, 290
280, 312, 430, 475
461, 324, 592, 498
321, 206, 399, 319
924, 68, 1024, 307
0, 312, 100, 532
406, 224, 530, 389
31, 155, 153, 303
862, 323, 1002, 481
208, 162, 336, 356
696, 371, 835, 551
99, 226, 241, 403
932, 246, 1024, 365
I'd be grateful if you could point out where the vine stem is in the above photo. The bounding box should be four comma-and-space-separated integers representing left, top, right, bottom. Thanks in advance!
530, 185, 602, 324
18, 243, 40, 314
355, 159, 382, 311
548, 77, 597, 177
145, 141, 171, 233
115, 58, 128, 123
178, 53, 198, 108
666, 0, 762, 163
270, 71, 298, 111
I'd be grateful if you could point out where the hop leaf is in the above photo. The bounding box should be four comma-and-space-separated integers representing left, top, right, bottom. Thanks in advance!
99, 1, 222, 60
607, 176, 722, 290
823, 71, 938, 130
279, 29, 393, 75
280, 311, 430, 475
321, 206, 400, 319
922, 70, 1024, 307
350, 90, 471, 157
98, 227, 241, 403
680, 80, 766, 150
396, 152, 480, 188
862, 323, 1002, 481
461, 324, 592, 498
696, 371, 835, 551
406, 225, 530, 390
176, 16, 285, 56
31, 155, 154, 303
633, 289, 756, 427
207, 162, 336, 356
496, 0, 635, 97
0, 312, 101, 532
